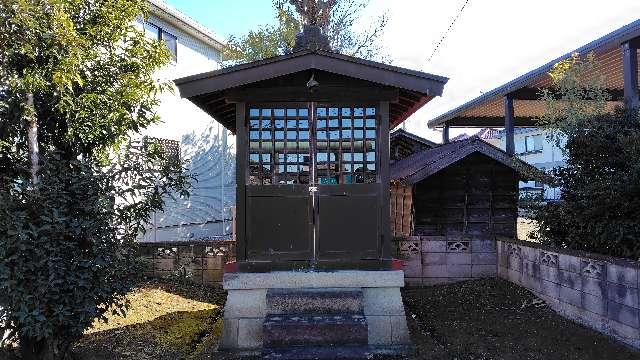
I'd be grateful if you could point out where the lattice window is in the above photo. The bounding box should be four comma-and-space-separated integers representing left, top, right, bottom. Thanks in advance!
315, 106, 377, 184
247, 104, 377, 185
248, 107, 311, 185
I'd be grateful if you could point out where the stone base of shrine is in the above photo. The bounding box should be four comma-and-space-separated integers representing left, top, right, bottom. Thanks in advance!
218, 270, 412, 356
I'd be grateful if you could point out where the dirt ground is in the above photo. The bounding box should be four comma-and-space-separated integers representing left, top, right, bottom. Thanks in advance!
403, 278, 639, 360
2, 278, 639, 359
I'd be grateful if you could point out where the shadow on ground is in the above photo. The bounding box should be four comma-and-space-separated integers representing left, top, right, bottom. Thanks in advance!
73, 309, 223, 360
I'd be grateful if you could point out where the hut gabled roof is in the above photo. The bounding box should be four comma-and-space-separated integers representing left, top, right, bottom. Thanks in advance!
390, 137, 537, 184
174, 49, 448, 133
390, 128, 438, 149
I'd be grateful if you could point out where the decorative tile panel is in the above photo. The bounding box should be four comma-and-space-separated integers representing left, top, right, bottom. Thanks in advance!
507, 244, 521, 258
399, 241, 420, 256
206, 244, 232, 256
540, 251, 558, 267
447, 241, 470, 252
581, 260, 604, 279
156, 247, 178, 258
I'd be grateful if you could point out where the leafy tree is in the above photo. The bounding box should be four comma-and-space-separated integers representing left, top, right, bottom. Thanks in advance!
0, 1, 190, 358
526, 53, 640, 260
224, 0, 388, 65
538, 52, 611, 147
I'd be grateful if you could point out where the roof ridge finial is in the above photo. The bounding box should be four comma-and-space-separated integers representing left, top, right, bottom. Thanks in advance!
293, 24, 332, 52
290, 0, 334, 52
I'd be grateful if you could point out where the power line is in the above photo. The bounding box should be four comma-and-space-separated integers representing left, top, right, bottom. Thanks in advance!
426, 0, 471, 63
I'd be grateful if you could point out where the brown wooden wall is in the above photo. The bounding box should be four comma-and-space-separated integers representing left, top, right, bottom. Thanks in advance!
412, 153, 518, 240
390, 182, 413, 237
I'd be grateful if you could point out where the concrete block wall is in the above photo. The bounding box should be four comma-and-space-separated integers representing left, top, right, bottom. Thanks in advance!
396, 235, 497, 286
497, 239, 640, 349
138, 240, 235, 284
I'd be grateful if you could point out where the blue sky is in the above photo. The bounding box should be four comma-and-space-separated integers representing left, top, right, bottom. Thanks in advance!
166, 0, 276, 38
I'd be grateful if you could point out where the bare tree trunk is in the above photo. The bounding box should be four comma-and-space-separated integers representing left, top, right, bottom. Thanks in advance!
26, 93, 40, 185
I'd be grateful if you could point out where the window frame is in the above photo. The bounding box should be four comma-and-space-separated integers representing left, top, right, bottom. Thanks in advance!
522, 134, 543, 153
246, 102, 379, 186
141, 20, 178, 62
160, 30, 178, 62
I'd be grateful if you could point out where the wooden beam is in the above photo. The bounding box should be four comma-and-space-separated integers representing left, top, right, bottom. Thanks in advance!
442, 125, 450, 143
235, 103, 247, 262
400, 90, 421, 102
218, 107, 236, 118
444, 116, 539, 127
392, 101, 411, 112
203, 96, 226, 106
397, 97, 415, 108
379, 101, 392, 260
224, 86, 400, 103
622, 40, 639, 110
390, 95, 431, 129
511, 87, 625, 101
504, 96, 515, 155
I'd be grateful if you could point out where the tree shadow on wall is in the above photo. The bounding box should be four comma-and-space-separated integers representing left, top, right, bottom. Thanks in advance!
146, 123, 236, 241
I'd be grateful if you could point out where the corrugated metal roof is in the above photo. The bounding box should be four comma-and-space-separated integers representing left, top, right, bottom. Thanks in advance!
390, 137, 536, 184
428, 19, 640, 128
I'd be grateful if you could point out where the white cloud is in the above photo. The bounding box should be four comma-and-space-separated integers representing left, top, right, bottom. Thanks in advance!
364, 0, 640, 142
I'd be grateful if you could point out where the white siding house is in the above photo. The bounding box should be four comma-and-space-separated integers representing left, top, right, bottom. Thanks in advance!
481, 128, 564, 200
137, 0, 236, 242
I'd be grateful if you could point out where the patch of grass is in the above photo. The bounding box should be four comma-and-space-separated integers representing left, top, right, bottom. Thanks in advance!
192, 317, 224, 359
87, 287, 218, 334
143, 308, 222, 356
73, 281, 227, 359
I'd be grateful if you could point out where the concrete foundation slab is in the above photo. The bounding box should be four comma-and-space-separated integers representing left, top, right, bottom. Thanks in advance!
219, 270, 410, 353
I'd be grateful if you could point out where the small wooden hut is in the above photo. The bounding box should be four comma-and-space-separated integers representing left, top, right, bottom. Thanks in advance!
390, 137, 535, 284
390, 137, 531, 238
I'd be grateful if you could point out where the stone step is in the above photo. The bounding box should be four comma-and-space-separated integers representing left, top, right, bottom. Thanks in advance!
266, 288, 364, 315
263, 345, 374, 359
263, 314, 368, 348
